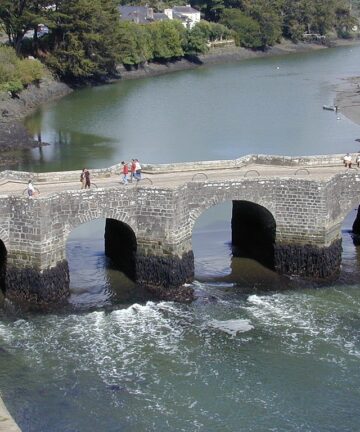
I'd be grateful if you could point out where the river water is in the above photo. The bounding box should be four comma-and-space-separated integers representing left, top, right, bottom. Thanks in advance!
1, 46, 360, 431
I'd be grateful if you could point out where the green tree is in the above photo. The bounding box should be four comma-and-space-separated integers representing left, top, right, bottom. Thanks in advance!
0, 0, 52, 53
195, 20, 233, 41
245, 0, 283, 47
117, 22, 153, 65
183, 25, 208, 54
45, 0, 121, 81
220, 9, 262, 48
282, 0, 310, 40
335, 1, 357, 37
150, 20, 184, 60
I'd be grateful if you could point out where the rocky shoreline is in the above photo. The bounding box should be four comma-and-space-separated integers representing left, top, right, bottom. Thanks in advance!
0, 38, 359, 166
0, 77, 72, 166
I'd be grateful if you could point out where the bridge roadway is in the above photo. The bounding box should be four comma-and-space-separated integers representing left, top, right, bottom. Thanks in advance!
0, 163, 350, 197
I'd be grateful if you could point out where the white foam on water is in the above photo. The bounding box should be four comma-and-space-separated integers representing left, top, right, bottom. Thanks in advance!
245, 290, 360, 360
208, 319, 254, 336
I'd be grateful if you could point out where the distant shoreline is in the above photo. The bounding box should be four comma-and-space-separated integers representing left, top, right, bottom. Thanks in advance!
117, 40, 330, 81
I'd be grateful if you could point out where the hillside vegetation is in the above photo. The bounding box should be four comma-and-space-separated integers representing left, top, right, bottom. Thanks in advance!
0, 46, 45, 94
0, 0, 357, 83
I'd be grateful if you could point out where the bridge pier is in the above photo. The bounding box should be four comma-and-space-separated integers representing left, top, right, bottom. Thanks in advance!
1, 197, 71, 307
135, 248, 194, 302
274, 239, 342, 279
104, 218, 195, 302
5, 261, 70, 306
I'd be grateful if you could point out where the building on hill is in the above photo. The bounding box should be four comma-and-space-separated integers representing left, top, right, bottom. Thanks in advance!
119, 4, 200, 29
119, 6, 151, 24
164, 5, 200, 29
153, 12, 170, 22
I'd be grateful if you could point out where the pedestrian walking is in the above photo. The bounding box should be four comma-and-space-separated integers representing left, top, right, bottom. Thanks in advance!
27, 180, 35, 198
121, 161, 129, 185
135, 159, 142, 181
343, 153, 352, 168
80, 168, 86, 189
130, 159, 136, 183
84, 168, 91, 189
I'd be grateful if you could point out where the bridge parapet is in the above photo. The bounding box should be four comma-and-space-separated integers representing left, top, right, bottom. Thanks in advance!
0, 153, 348, 185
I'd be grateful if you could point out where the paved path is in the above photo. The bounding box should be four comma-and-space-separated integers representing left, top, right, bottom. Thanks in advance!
0, 163, 354, 198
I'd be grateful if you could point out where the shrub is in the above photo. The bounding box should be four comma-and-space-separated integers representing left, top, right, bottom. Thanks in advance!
0, 80, 23, 93
0, 62, 17, 85
18, 58, 45, 86
0, 45, 45, 93
0, 45, 19, 66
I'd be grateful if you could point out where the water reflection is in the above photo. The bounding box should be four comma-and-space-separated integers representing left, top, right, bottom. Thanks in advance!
24, 128, 117, 172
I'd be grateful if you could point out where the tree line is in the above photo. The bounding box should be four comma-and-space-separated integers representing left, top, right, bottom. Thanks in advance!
0, 0, 356, 84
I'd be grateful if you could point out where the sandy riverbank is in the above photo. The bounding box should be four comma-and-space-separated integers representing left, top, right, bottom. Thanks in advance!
335, 75, 360, 127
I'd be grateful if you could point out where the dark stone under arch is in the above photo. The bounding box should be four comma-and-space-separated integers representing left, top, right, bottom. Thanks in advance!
352, 204, 360, 245
0, 240, 7, 294
105, 218, 137, 281
231, 200, 276, 269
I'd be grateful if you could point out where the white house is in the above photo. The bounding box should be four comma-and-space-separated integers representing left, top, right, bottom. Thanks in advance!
164, 5, 200, 29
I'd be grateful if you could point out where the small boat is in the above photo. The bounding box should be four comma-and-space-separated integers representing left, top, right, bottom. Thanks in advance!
323, 105, 338, 111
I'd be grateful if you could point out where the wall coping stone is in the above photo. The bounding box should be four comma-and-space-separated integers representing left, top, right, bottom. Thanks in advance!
0, 153, 350, 183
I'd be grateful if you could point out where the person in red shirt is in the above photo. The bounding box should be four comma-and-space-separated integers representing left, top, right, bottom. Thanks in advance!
121, 161, 129, 185
130, 159, 136, 183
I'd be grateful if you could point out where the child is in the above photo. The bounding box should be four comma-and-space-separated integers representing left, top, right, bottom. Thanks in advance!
121, 161, 129, 185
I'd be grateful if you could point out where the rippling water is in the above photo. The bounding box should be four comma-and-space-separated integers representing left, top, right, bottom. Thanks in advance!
0, 284, 359, 431
0, 207, 358, 431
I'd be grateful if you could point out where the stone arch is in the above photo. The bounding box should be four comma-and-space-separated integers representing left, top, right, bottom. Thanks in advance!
191, 194, 276, 270
0, 226, 9, 250
64, 210, 138, 283
345, 203, 360, 247
327, 175, 360, 229
189, 192, 276, 234
64, 208, 137, 240
0, 238, 7, 294
104, 218, 137, 281
338, 197, 360, 227
231, 200, 276, 269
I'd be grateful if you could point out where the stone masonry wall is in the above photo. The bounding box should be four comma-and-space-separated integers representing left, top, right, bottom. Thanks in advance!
1, 174, 358, 268
1, 162, 360, 305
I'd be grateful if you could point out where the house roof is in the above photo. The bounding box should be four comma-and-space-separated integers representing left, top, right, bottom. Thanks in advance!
119, 6, 151, 23
172, 6, 199, 14
153, 13, 170, 21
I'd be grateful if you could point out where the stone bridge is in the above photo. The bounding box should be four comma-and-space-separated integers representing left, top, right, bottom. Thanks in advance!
0, 153, 359, 306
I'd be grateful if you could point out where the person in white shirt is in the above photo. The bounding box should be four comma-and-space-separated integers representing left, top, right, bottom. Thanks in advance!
343, 153, 352, 168
27, 180, 35, 198
135, 159, 142, 181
